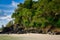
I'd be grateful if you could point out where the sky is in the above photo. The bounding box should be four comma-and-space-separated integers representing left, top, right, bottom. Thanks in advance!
0, 0, 24, 28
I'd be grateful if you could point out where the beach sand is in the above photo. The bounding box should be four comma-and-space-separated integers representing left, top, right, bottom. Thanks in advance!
0, 33, 60, 40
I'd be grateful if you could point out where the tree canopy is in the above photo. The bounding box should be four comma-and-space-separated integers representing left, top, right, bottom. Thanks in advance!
11, 0, 60, 28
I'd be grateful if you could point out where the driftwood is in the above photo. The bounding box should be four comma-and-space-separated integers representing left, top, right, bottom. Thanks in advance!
0, 24, 60, 35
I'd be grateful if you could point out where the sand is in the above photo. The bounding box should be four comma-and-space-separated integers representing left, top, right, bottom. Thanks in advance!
0, 33, 60, 40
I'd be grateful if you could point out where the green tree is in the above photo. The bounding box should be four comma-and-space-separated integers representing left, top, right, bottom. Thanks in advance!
11, 0, 60, 29
6, 21, 13, 27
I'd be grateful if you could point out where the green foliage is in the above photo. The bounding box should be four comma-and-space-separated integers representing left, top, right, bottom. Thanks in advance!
6, 21, 13, 27
24, 0, 33, 9
11, 0, 60, 28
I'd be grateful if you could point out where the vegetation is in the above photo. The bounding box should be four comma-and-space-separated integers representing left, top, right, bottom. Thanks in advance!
1, 0, 60, 34
12, 0, 60, 28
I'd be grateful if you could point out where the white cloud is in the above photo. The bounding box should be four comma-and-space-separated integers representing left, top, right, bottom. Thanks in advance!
0, 1, 19, 8
0, 15, 13, 21
33, 0, 38, 1
0, 1, 18, 14
11, 1, 19, 7
3, 10, 14, 13
0, 1, 19, 27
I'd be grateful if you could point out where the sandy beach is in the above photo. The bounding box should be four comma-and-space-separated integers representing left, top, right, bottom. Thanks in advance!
0, 33, 60, 40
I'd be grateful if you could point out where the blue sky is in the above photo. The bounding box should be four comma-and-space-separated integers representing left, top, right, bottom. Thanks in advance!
0, 0, 24, 28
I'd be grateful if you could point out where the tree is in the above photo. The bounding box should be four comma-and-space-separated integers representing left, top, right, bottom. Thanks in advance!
6, 21, 13, 27
11, 0, 60, 29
